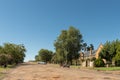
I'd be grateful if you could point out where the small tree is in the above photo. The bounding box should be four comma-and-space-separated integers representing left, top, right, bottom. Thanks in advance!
115, 60, 120, 66
99, 39, 120, 66
38, 49, 53, 63
94, 58, 105, 67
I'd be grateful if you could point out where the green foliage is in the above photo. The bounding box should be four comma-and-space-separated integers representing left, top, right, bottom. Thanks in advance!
54, 26, 83, 64
0, 43, 26, 66
99, 41, 111, 61
82, 43, 87, 51
115, 60, 120, 66
94, 58, 105, 67
99, 39, 120, 66
95, 67, 120, 71
35, 49, 53, 63
0, 54, 10, 65
56, 49, 66, 62
51, 53, 58, 63
82, 43, 94, 52
87, 44, 94, 51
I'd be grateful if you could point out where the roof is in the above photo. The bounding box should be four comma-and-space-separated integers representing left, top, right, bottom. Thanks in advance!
84, 50, 96, 57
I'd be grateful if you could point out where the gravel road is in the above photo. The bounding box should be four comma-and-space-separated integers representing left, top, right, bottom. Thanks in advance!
2, 62, 120, 80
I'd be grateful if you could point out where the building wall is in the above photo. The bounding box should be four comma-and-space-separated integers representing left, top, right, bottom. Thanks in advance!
80, 52, 84, 60
95, 44, 103, 59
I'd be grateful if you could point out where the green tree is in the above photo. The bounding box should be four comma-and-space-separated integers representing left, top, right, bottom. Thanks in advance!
1, 43, 26, 64
38, 49, 53, 63
0, 54, 11, 66
0, 43, 26, 66
99, 41, 112, 62
94, 58, 105, 67
99, 39, 120, 66
54, 26, 83, 65
86, 44, 94, 51
67, 27, 82, 64
113, 44, 120, 66
54, 30, 68, 64
51, 53, 58, 63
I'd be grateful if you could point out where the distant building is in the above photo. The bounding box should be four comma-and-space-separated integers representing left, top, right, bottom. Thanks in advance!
80, 44, 103, 60
80, 44, 104, 67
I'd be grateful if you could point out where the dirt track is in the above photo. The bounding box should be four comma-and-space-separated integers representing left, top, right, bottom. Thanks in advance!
2, 62, 120, 80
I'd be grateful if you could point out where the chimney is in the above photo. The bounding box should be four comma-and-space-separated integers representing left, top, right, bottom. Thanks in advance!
90, 48, 92, 56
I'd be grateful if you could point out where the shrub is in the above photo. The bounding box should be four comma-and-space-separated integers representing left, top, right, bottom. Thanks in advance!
94, 58, 105, 67
115, 60, 120, 66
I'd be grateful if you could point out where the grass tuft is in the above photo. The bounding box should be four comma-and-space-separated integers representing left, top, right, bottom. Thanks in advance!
94, 67, 120, 71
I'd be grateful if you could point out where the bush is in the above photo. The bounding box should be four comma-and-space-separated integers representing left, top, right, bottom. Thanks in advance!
94, 58, 105, 67
115, 60, 120, 66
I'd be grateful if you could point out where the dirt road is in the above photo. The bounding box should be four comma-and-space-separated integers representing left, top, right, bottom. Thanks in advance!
2, 63, 120, 80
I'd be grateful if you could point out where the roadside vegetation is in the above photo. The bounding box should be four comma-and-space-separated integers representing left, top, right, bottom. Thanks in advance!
94, 67, 120, 71
34, 26, 120, 70
35, 26, 83, 65
0, 43, 26, 67
98, 39, 120, 67
35, 49, 53, 63
35, 26, 93, 66
0, 43, 26, 79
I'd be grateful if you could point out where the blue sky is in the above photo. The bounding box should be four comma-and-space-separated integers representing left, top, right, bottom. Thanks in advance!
0, 0, 120, 61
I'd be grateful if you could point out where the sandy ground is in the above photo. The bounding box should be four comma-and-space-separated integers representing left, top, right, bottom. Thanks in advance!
2, 62, 120, 80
